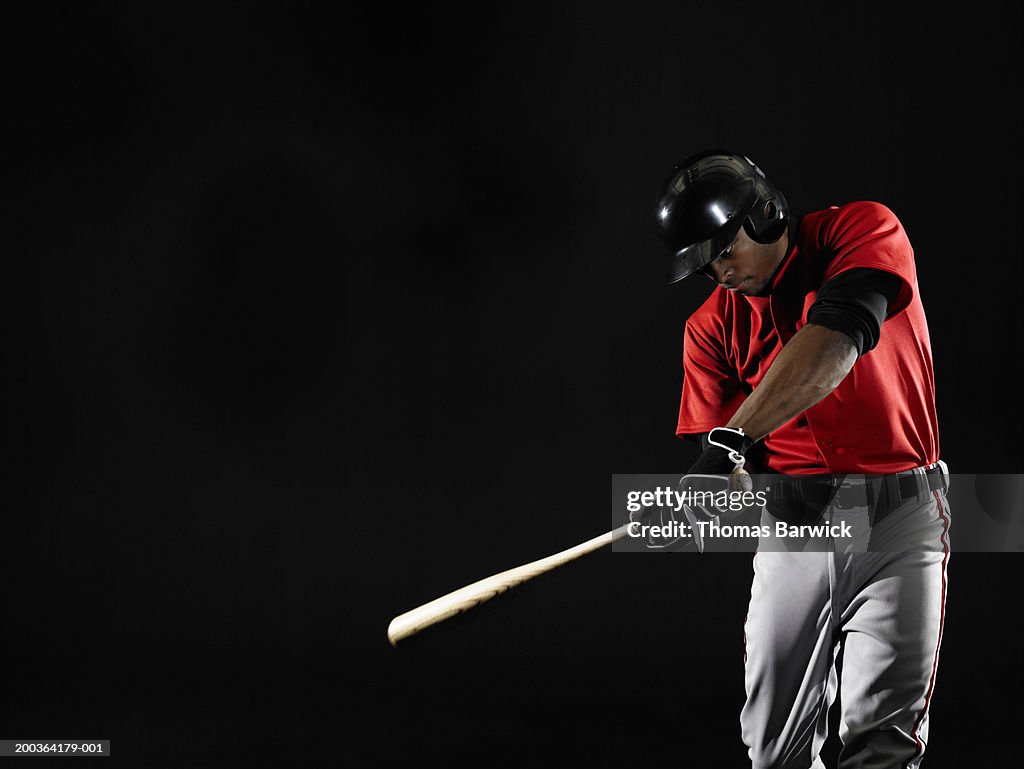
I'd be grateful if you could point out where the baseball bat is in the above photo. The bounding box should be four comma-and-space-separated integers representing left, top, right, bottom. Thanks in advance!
387, 466, 747, 646
386, 522, 635, 647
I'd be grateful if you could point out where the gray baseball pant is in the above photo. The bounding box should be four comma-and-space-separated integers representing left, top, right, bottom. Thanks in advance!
740, 485, 951, 768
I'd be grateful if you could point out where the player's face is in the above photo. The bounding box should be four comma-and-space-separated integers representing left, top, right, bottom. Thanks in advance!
701, 225, 786, 296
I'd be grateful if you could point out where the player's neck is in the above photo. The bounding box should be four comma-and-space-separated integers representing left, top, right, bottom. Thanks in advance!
750, 230, 791, 298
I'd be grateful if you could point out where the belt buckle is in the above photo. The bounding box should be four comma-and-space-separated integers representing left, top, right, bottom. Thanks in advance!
831, 480, 868, 511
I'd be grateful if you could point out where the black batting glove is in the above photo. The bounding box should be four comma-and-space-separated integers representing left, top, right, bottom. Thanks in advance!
687, 426, 755, 475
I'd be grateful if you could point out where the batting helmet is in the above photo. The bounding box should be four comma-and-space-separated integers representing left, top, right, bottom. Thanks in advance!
654, 150, 788, 284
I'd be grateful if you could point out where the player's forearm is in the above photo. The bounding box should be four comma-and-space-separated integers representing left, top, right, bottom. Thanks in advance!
725, 323, 858, 442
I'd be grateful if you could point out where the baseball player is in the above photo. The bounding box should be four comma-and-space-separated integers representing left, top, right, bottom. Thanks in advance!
653, 150, 950, 768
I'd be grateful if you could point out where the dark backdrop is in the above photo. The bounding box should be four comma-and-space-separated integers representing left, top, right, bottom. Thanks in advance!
5, 3, 1021, 767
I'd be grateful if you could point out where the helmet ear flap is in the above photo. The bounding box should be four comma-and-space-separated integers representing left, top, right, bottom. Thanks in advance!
763, 205, 788, 242
744, 192, 788, 244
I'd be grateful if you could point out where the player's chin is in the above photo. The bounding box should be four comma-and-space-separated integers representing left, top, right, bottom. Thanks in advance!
733, 280, 757, 296
743, 276, 769, 295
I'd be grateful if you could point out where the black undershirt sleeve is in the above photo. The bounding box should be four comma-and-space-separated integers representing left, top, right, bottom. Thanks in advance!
806, 268, 903, 356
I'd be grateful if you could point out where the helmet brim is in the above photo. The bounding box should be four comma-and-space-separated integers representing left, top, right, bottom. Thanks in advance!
667, 215, 744, 284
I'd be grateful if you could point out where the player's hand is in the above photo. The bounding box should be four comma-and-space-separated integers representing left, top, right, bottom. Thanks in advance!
676, 472, 730, 554
628, 500, 686, 550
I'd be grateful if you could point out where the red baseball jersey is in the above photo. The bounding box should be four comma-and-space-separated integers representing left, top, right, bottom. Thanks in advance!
676, 200, 939, 474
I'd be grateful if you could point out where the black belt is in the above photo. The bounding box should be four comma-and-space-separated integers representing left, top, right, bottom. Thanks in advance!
765, 463, 948, 525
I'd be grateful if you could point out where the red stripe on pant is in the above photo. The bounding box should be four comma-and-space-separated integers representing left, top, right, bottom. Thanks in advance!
904, 490, 950, 769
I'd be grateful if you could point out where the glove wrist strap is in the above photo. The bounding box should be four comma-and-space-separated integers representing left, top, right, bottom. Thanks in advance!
708, 427, 754, 467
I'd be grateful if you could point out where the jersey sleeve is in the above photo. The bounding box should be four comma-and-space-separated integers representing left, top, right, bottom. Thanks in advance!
818, 201, 917, 318
676, 316, 746, 438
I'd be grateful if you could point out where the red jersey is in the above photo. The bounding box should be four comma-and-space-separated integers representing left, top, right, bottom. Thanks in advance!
676, 200, 939, 474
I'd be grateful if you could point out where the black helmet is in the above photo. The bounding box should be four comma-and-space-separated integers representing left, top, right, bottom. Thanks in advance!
653, 150, 788, 284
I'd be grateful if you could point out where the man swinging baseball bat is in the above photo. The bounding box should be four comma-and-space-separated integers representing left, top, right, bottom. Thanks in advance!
654, 150, 950, 768
388, 148, 950, 769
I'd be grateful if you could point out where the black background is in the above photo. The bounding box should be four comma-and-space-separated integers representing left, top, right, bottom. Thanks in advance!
5, 3, 1022, 767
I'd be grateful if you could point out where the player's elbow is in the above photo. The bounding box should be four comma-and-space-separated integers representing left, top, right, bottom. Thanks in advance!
805, 323, 859, 389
